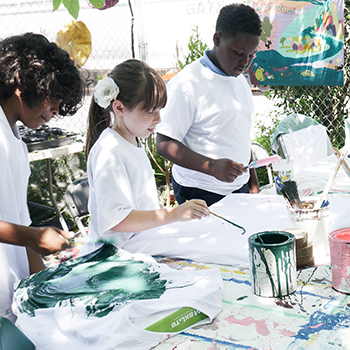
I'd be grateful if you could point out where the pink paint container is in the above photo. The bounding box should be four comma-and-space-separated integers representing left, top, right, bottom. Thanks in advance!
329, 228, 350, 294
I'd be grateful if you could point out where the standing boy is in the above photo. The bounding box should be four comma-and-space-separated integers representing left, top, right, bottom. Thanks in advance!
156, 4, 262, 206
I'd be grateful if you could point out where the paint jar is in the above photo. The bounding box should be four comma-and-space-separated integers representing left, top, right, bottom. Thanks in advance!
249, 231, 297, 297
287, 200, 330, 265
272, 159, 294, 194
329, 228, 350, 294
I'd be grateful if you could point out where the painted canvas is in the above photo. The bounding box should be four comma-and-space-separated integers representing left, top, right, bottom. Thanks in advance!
248, 0, 344, 86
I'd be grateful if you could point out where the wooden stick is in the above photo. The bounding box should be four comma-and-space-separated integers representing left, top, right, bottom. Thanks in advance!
333, 147, 350, 177
313, 149, 348, 210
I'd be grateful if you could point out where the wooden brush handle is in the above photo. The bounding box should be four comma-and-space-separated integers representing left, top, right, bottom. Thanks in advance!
313, 149, 348, 210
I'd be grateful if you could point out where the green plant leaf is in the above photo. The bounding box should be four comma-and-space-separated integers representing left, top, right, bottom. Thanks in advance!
53, 0, 63, 12
54, 0, 80, 19
89, 0, 105, 9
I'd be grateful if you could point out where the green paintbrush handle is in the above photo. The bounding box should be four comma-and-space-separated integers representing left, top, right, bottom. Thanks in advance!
67, 236, 122, 246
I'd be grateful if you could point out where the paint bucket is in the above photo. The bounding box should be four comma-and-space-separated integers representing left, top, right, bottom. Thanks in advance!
248, 231, 297, 297
287, 200, 330, 265
329, 228, 350, 294
272, 159, 294, 195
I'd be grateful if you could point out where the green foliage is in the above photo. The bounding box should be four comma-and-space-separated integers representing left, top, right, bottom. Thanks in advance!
28, 149, 87, 228
252, 108, 284, 187
253, 111, 283, 155
53, 0, 104, 19
178, 26, 209, 70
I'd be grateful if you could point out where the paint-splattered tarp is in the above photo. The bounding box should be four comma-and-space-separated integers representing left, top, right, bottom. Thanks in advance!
248, 0, 344, 86
154, 257, 350, 350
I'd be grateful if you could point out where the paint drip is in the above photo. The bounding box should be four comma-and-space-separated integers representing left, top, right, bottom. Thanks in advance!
329, 228, 350, 294
249, 231, 297, 297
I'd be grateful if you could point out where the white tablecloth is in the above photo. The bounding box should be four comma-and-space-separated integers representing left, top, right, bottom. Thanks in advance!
123, 193, 350, 267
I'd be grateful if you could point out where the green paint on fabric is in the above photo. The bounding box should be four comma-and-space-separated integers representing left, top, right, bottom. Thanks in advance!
15, 244, 167, 318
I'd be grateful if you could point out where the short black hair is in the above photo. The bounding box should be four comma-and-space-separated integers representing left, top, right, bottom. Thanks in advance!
216, 3, 262, 38
0, 32, 84, 116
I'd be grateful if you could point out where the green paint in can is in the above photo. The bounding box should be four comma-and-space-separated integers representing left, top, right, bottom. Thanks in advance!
249, 231, 297, 297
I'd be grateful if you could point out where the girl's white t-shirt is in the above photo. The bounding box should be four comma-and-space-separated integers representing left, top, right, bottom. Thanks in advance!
157, 60, 254, 195
0, 106, 31, 322
80, 128, 160, 256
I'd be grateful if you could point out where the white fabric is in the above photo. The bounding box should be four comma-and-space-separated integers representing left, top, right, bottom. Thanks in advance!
80, 128, 160, 256
281, 124, 333, 174
0, 106, 31, 322
123, 194, 290, 267
13, 249, 223, 350
157, 60, 253, 195
124, 193, 350, 267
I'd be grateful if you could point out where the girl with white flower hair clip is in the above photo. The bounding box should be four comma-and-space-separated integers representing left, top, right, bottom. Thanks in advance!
81, 59, 209, 256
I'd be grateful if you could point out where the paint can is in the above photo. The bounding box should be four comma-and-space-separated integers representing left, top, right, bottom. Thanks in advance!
329, 228, 350, 294
287, 200, 330, 265
272, 159, 294, 195
248, 231, 297, 297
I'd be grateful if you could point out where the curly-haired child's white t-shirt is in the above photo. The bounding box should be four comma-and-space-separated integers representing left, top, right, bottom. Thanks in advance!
157, 60, 253, 195
80, 128, 160, 256
0, 106, 31, 322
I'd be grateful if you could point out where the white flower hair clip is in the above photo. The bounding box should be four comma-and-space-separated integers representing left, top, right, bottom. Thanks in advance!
94, 76, 120, 109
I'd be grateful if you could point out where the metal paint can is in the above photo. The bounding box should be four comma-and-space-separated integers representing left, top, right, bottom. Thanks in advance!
329, 228, 350, 294
249, 231, 297, 297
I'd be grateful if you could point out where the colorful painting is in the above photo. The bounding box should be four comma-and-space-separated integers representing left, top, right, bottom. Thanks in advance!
248, 0, 344, 86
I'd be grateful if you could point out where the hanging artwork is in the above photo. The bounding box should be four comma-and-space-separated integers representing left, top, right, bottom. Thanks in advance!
248, 0, 344, 86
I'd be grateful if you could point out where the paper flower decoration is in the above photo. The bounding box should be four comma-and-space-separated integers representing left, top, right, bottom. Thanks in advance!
94, 77, 120, 109
86, 0, 119, 10
56, 20, 92, 68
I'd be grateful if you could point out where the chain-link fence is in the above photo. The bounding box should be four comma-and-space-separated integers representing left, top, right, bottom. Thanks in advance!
1, 0, 348, 227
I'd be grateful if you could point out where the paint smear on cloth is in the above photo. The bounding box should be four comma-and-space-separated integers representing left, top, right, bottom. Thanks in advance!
13, 244, 223, 350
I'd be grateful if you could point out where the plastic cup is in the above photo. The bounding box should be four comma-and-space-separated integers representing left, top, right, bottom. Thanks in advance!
272, 159, 294, 194
287, 200, 330, 265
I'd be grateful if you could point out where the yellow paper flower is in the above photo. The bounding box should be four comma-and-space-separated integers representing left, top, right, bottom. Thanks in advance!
56, 20, 92, 68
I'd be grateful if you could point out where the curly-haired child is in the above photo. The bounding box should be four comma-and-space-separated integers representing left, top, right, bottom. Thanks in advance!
0, 32, 84, 322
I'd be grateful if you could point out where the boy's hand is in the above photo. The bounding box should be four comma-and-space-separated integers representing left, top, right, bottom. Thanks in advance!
174, 199, 209, 221
209, 158, 247, 182
32, 227, 74, 255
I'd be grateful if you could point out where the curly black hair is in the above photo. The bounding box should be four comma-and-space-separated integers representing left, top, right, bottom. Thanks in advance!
0, 32, 84, 116
216, 4, 262, 38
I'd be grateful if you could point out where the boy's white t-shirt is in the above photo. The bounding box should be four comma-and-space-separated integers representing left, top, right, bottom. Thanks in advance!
157, 60, 253, 195
80, 128, 160, 256
0, 106, 31, 322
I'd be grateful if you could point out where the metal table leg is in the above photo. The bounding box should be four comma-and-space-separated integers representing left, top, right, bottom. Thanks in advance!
46, 158, 69, 232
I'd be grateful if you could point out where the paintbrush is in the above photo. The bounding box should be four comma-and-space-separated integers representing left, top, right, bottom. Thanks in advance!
209, 211, 246, 235
67, 236, 122, 247
333, 147, 350, 177
245, 154, 281, 169
281, 180, 303, 209
313, 149, 348, 210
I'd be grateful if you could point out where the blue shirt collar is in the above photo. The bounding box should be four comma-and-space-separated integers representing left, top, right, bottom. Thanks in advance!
200, 50, 228, 76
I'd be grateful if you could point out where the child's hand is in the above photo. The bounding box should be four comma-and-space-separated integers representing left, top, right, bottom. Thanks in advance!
31, 227, 74, 255
209, 158, 247, 182
174, 199, 209, 221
